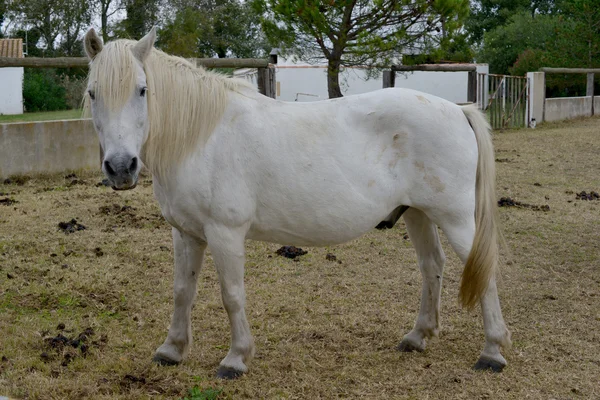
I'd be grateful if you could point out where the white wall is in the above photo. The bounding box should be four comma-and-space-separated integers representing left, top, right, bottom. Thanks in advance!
0, 67, 24, 115
395, 66, 489, 104
234, 59, 488, 104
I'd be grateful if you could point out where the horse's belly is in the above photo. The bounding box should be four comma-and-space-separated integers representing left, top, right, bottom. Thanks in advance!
247, 189, 395, 246
246, 220, 375, 247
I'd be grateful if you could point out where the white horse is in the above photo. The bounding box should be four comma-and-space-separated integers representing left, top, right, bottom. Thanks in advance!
83, 28, 511, 379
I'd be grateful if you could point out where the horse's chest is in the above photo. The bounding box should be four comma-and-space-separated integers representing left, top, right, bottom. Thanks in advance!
153, 183, 209, 240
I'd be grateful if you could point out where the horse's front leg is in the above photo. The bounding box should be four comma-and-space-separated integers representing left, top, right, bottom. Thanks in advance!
205, 224, 255, 379
153, 228, 206, 365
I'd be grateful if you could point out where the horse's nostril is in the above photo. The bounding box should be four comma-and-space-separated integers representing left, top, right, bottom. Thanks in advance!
104, 160, 116, 176
128, 157, 138, 174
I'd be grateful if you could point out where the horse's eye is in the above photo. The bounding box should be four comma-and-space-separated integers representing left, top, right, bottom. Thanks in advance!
88, 90, 95, 100
140, 87, 147, 97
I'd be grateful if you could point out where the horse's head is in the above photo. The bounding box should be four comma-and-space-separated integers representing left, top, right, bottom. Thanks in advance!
84, 28, 156, 190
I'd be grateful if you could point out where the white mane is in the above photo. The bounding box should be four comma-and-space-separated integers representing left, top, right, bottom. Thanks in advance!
86, 39, 254, 177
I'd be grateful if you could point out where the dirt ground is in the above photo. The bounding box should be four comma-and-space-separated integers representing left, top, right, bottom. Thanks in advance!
1, 116, 599, 399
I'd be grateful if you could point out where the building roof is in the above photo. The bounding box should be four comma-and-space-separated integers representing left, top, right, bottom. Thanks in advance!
0, 39, 24, 58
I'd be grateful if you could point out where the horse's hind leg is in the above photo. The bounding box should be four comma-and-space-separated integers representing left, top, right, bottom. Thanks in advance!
398, 208, 446, 352
154, 228, 206, 365
437, 217, 511, 372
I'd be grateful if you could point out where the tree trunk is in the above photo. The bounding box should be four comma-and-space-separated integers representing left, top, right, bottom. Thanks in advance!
327, 58, 343, 98
101, 8, 109, 42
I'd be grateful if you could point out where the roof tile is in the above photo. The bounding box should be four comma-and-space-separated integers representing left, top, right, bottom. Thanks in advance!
0, 39, 24, 58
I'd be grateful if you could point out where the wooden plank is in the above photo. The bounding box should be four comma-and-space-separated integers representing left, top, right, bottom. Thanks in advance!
0, 57, 89, 68
382, 70, 395, 88
467, 70, 477, 103
540, 67, 600, 74
392, 64, 476, 72
0, 56, 270, 69
267, 67, 276, 99
257, 67, 267, 97
193, 58, 269, 69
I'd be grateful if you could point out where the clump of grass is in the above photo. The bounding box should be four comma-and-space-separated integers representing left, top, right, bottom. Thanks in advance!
181, 386, 221, 400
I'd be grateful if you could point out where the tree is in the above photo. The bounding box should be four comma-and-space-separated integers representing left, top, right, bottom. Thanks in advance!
95, 0, 124, 42
466, 0, 556, 44
116, 0, 160, 39
57, 0, 92, 56
478, 0, 600, 97
6, 0, 90, 56
159, 0, 269, 58
553, 0, 600, 68
478, 12, 559, 74
254, 0, 470, 98
0, 0, 6, 38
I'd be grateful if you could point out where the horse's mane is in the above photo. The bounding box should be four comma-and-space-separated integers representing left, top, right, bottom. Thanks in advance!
86, 39, 254, 177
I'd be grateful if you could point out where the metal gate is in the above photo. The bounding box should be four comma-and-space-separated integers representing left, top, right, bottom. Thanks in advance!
477, 74, 529, 129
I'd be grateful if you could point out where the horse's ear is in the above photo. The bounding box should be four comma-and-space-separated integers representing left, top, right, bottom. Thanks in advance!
132, 27, 156, 63
84, 28, 103, 60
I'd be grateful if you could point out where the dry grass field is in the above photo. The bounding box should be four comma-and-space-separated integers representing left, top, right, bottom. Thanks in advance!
1, 117, 599, 399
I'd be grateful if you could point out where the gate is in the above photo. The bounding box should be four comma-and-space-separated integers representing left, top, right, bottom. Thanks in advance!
477, 74, 529, 129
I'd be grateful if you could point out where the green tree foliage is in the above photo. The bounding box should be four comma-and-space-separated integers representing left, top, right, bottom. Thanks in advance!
478, 0, 600, 96
158, 0, 269, 58
116, 0, 160, 39
466, 0, 556, 44
553, 0, 600, 68
477, 12, 559, 74
23, 69, 68, 112
254, 0, 471, 98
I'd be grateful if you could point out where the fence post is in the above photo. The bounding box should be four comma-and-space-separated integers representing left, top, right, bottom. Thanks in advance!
257, 66, 277, 99
267, 66, 276, 99
587, 73, 594, 115
467, 70, 477, 103
257, 67, 266, 97
382, 70, 395, 88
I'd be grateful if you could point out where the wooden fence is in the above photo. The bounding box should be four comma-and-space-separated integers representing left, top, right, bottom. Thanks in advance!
0, 56, 277, 98
539, 67, 597, 117
382, 64, 478, 103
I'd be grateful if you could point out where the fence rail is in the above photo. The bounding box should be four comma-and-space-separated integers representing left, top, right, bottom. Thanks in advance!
0, 56, 276, 99
383, 64, 479, 103
0, 56, 271, 69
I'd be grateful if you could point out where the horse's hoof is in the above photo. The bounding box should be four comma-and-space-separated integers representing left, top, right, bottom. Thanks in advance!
473, 357, 505, 372
397, 339, 425, 353
216, 366, 244, 380
152, 353, 180, 366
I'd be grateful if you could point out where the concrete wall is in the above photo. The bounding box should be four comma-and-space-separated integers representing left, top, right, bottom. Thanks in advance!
0, 67, 24, 115
544, 96, 593, 122
0, 119, 99, 179
595, 96, 600, 113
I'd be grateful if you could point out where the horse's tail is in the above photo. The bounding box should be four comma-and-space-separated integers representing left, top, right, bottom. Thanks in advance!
458, 105, 499, 309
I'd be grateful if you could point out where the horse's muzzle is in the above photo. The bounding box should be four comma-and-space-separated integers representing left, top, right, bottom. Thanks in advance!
103, 154, 139, 190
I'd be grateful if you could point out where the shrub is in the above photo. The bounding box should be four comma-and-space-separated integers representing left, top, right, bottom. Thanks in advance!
23, 69, 68, 112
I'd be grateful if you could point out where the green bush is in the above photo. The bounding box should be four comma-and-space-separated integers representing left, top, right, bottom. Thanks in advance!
23, 69, 68, 112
